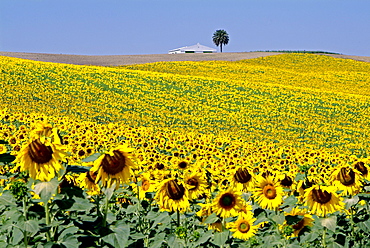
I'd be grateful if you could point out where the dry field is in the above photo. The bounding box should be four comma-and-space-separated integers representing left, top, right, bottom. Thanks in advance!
1, 51, 370, 66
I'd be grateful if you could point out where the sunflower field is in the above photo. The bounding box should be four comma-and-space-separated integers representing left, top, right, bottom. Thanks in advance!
0, 53, 370, 248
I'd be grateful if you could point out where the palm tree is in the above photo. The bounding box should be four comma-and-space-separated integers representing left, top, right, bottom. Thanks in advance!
212, 29, 229, 53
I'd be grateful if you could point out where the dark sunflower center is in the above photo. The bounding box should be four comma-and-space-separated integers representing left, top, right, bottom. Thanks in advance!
187, 178, 199, 190
263, 184, 277, 199
178, 161, 188, 169
101, 150, 126, 175
312, 188, 332, 204
281, 175, 293, 187
155, 163, 164, 170
338, 167, 355, 186
28, 139, 53, 164
238, 221, 250, 233
166, 180, 185, 200
219, 193, 236, 209
354, 162, 368, 176
234, 168, 252, 183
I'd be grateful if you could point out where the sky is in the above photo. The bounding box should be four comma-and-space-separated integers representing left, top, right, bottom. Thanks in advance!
1, 0, 369, 56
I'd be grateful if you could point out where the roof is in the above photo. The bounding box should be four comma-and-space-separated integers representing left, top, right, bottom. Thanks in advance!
169, 43, 217, 52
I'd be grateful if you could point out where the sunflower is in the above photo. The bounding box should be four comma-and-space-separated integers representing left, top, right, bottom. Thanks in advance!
212, 188, 245, 218
330, 165, 363, 196
77, 170, 100, 195
90, 144, 136, 187
228, 212, 258, 240
230, 166, 255, 192
155, 178, 190, 213
353, 160, 370, 181
278, 172, 297, 193
184, 171, 208, 200
133, 172, 157, 199
14, 136, 67, 181
304, 185, 344, 217
280, 207, 314, 238
252, 175, 284, 210
0, 144, 7, 154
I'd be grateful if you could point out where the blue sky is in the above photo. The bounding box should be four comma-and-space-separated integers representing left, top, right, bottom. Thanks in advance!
1, 0, 369, 56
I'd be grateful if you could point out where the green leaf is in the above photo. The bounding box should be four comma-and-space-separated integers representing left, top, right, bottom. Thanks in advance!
0, 153, 16, 163
130, 233, 146, 240
102, 223, 129, 248
24, 219, 40, 236
68, 197, 94, 212
81, 153, 101, 162
149, 232, 166, 248
271, 212, 285, 225
344, 195, 359, 209
33, 177, 59, 203
0, 191, 17, 207
102, 181, 116, 200
358, 220, 370, 232
194, 230, 213, 246
167, 234, 185, 248
213, 230, 229, 247
321, 215, 337, 232
280, 195, 298, 209
285, 215, 304, 225
0, 140, 8, 144
125, 204, 137, 214
60, 234, 81, 248
58, 226, 79, 240
11, 227, 23, 245
203, 213, 219, 224
66, 165, 91, 173
152, 211, 170, 227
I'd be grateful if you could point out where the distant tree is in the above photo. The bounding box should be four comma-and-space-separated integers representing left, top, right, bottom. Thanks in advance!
212, 29, 229, 53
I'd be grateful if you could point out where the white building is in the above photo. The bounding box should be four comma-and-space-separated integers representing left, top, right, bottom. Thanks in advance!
168, 43, 217, 54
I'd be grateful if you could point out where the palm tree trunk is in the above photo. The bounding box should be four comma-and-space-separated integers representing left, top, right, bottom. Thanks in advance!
220, 44, 223, 53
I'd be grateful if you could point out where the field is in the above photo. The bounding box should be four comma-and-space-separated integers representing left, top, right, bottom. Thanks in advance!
0, 53, 370, 247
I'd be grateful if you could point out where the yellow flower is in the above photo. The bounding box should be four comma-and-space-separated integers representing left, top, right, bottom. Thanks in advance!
330, 165, 363, 196
230, 166, 255, 192
133, 172, 157, 199
14, 137, 67, 181
304, 185, 344, 217
155, 178, 190, 213
252, 175, 284, 210
281, 207, 314, 238
228, 212, 258, 240
90, 144, 136, 187
184, 171, 208, 200
212, 188, 244, 218
0, 144, 7, 154
77, 170, 100, 195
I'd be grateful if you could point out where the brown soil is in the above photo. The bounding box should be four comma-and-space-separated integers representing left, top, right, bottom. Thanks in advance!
1, 51, 369, 66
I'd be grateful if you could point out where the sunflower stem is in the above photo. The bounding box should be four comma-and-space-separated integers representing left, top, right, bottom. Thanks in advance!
350, 207, 356, 241
136, 177, 143, 232
322, 226, 327, 248
102, 193, 109, 228
177, 210, 180, 227
22, 196, 29, 246
45, 201, 51, 242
